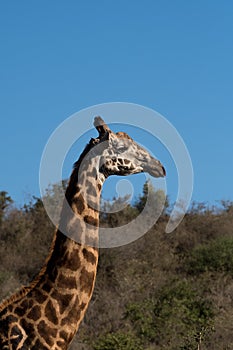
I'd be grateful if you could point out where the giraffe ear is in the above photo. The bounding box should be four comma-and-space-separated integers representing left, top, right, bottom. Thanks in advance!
94, 116, 111, 137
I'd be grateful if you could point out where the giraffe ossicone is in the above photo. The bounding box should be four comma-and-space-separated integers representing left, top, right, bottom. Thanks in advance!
0, 117, 165, 350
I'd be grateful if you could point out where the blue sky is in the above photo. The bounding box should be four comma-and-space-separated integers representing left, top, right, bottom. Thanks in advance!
0, 1, 233, 207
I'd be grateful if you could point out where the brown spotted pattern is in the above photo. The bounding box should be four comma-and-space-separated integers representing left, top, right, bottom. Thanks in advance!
0, 116, 165, 350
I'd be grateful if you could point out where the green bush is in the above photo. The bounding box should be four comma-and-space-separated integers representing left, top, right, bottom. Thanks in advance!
187, 237, 233, 275
125, 300, 156, 341
93, 332, 142, 350
126, 280, 214, 349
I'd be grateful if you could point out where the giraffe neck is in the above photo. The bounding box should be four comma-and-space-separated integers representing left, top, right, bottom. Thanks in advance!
0, 154, 105, 349
35, 156, 104, 345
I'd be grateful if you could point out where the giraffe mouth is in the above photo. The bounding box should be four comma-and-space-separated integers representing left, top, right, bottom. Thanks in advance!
148, 165, 166, 178
144, 162, 166, 178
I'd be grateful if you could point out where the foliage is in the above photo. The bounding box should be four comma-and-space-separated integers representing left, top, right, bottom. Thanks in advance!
0, 191, 13, 223
93, 332, 142, 350
187, 237, 233, 275
99, 180, 168, 227
100, 195, 138, 227
134, 180, 168, 215
125, 280, 214, 349
1, 184, 233, 349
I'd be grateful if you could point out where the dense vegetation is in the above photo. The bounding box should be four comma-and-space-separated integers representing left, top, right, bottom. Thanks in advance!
0, 186, 233, 350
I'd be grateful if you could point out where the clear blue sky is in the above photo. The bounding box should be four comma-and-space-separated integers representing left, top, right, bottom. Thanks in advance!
0, 1, 233, 207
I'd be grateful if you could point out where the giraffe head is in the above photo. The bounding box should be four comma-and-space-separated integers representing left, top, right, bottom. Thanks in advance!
93, 116, 166, 179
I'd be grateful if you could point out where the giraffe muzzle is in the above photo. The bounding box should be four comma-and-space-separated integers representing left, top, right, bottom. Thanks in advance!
144, 160, 166, 178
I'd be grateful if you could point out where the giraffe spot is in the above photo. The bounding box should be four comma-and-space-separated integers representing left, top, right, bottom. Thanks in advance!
8, 305, 13, 312
45, 299, 59, 325
10, 325, 23, 345
51, 291, 73, 315
87, 167, 97, 178
38, 320, 57, 346
124, 159, 130, 164
31, 339, 49, 350
61, 306, 81, 326
27, 305, 41, 321
116, 131, 132, 140
80, 160, 89, 172
43, 281, 52, 293
97, 183, 102, 191
79, 173, 85, 184
57, 340, 66, 349
20, 319, 35, 336
82, 248, 97, 265
63, 249, 81, 271
14, 306, 25, 317
80, 267, 95, 295
59, 330, 70, 342
84, 215, 98, 227
19, 298, 33, 310
14, 300, 29, 317
73, 193, 85, 214
79, 301, 86, 310
0, 314, 17, 327
57, 273, 77, 290
86, 180, 97, 197
35, 290, 48, 304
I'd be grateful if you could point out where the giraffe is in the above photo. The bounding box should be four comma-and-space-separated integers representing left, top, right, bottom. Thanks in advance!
0, 117, 166, 350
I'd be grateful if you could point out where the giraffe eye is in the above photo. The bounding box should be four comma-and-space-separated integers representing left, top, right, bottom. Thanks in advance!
118, 146, 127, 152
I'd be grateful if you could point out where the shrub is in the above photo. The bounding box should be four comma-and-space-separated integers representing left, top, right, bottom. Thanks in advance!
93, 332, 142, 350
187, 237, 233, 275
126, 280, 214, 349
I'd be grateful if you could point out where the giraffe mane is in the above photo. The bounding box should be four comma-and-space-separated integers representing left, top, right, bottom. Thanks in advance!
0, 137, 103, 313
73, 138, 98, 170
